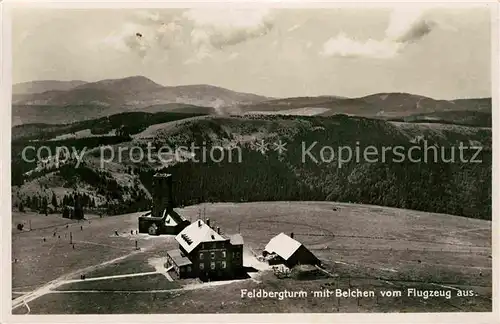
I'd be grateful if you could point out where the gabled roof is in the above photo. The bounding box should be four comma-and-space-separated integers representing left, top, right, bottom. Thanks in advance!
229, 234, 244, 245
139, 208, 186, 223
163, 208, 185, 226
175, 219, 227, 254
264, 233, 302, 260
163, 211, 178, 226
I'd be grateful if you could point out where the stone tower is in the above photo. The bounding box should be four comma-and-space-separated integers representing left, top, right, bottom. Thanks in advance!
152, 173, 174, 218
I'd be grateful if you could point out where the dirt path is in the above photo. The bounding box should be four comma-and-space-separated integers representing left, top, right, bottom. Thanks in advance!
12, 252, 208, 311
12, 252, 261, 312
148, 257, 173, 281
61, 271, 160, 284
11, 250, 142, 310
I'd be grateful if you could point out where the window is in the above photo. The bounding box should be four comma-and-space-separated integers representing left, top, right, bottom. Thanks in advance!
210, 262, 216, 270
199, 252, 204, 260
199, 263, 204, 270
180, 267, 185, 272
187, 266, 192, 272
222, 261, 226, 269
213, 243, 217, 249
211, 252, 215, 260
222, 251, 226, 258
236, 251, 241, 257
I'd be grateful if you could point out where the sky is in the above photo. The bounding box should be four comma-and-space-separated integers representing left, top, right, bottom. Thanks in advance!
11, 5, 492, 99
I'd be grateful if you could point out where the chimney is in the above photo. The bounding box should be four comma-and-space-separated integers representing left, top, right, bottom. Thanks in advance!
206, 218, 210, 227
290, 232, 294, 239
198, 220, 201, 227
217, 227, 220, 234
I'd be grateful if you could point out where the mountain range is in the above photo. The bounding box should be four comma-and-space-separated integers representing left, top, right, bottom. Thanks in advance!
12, 80, 88, 95
11, 76, 491, 126
12, 76, 270, 109
11, 76, 492, 221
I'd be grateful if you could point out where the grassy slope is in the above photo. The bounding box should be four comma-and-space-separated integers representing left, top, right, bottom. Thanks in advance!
12, 202, 491, 314
11, 212, 175, 290
55, 274, 181, 291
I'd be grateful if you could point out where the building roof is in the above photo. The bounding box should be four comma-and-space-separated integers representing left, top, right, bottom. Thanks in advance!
175, 219, 227, 254
167, 249, 192, 267
163, 208, 186, 226
163, 211, 178, 226
139, 208, 186, 224
229, 234, 244, 245
264, 233, 302, 260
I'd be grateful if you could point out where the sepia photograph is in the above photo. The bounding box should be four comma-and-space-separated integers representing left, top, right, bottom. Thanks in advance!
3, 0, 497, 320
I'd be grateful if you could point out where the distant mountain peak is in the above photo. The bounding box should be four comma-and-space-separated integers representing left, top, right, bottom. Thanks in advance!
76, 75, 164, 89
12, 76, 271, 123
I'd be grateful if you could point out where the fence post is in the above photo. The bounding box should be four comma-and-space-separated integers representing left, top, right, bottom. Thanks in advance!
70, 232, 72, 244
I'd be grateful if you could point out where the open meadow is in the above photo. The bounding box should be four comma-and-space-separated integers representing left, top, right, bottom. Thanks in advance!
11, 202, 492, 314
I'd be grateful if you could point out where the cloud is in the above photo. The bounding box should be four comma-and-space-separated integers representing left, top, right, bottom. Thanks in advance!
228, 52, 240, 60
99, 10, 185, 59
183, 8, 275, 63
321, 6, 441, 59
101, 22, 148, 56
385, 7, 436, 43
287, 24, 301, 32
182, 8, 274, 61
100, 9, 274, 63
321, 33, 403, 59
183, 44, 213, 65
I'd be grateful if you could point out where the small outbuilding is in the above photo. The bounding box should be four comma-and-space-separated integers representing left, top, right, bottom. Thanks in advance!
263, 232, 320, 268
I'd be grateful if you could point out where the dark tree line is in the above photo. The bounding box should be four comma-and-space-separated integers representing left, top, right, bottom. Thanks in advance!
145, 145, 490, 220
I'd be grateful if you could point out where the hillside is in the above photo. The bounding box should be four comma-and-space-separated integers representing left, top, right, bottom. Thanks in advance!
12, 76, 271, 124
240, 93, 492, 120
11, 202, 491, 314
12, 103, 212, 126
12, 80, 87, 95
388, 110, 492, 127
11, 111, 207, 141
11, 114, 491, 220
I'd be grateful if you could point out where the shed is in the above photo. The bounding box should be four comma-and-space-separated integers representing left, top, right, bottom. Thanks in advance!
263, 233, 320, 268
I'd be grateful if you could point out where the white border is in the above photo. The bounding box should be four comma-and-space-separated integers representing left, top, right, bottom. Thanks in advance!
1, 1, 498, 323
